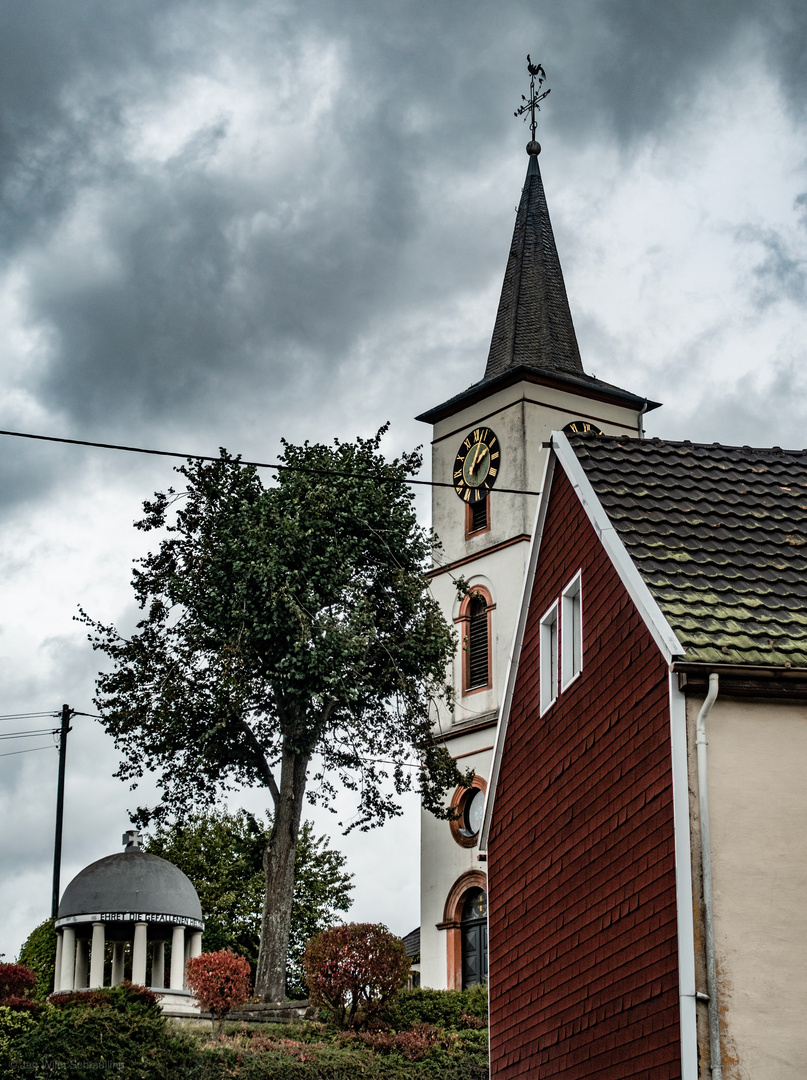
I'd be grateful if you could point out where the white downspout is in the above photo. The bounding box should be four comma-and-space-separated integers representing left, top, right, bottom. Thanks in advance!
696, 673, 721, 1080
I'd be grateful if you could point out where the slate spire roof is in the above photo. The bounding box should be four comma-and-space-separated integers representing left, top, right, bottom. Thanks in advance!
485, 147, 584, 379
570, 434, 807, 669
415, 147, 658, 425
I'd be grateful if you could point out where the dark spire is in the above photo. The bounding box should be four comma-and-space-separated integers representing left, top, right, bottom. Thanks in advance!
484, 145, 584, 380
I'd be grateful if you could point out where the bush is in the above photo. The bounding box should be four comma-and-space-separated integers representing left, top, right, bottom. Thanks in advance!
303, 923, 411, 1031
0, 1006, 38, 1073
186, 950, 252, 1038
4, 999, 200, 1080
17, 920, 57, 1001
0, 964, 38, 1012
52, 980, 160, 1014
382, 985, 488, 1031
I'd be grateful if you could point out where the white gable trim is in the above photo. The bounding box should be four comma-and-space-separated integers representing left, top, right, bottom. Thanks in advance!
480, 432, 684, 851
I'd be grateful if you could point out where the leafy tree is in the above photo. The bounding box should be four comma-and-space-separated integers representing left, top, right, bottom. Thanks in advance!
185, 951, 252, 1039
83, 430, 464, 1001
17, 919, 57, 1000
144, 809, 353, 997
303, 923, 411, 1030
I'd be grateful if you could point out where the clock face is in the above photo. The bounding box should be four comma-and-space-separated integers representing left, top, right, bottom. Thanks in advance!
563, 420, 605, 436
454, 428, 500, 502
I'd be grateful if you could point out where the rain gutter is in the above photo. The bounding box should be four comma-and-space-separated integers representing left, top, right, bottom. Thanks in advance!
696, 673, 722, 1080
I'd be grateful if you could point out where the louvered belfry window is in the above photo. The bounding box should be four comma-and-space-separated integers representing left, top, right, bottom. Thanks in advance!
467, 595, 489, 690
469, 497, 488, 533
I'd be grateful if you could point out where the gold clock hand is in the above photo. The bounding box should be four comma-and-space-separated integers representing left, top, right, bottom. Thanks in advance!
473, 444, 489, 475
470, 440, 483, 473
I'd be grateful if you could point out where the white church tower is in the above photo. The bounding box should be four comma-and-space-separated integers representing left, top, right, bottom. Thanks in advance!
415, 69, 660, 990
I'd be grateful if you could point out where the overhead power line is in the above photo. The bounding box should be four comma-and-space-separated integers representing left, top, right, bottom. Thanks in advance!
0, 427, 543, 496
0, 711, 60, 722
0, 745, 55, 759
0, 728, 59, 740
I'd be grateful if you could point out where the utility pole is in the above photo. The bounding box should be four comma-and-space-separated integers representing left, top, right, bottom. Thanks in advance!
51, 704, 72, 919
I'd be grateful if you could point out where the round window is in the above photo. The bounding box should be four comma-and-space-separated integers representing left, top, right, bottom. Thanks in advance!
460, 788, 485, 838
449, 778, 487, 848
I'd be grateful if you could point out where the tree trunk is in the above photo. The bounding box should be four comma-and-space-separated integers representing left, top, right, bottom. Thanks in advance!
255, 742, 310, 1000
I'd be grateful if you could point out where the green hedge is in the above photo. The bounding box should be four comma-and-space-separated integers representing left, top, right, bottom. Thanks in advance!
3, 999, 199, 1079
2, 988, 489, 1079
382, 986, 488, 1031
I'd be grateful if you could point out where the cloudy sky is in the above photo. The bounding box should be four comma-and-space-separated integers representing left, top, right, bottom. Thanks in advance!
2, 0, 806, 961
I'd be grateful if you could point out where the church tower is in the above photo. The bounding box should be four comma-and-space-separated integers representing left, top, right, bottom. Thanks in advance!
416, 67, 660, 990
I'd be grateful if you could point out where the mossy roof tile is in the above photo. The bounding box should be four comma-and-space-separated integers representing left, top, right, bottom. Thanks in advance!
569, 435, 807, 668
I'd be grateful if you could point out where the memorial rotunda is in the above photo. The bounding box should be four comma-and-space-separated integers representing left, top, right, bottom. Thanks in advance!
54, 829, 204, 1009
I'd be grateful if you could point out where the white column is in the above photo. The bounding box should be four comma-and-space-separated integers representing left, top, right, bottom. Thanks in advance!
54, 933, 63, 993
189, 931, 203, 959
151, 941, 165, 989
89, 922, 105, 988
111, 942, 125, 986
132, 923, 148, 986
170, 926, 186, 990
74, 938, 89, 989
59, 926, 76, 991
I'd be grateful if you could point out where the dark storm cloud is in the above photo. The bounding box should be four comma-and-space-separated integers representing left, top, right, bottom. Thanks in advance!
738, 223, 807, 308
1, 0, 806, 466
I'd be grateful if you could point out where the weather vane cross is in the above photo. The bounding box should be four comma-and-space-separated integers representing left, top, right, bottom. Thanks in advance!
514, 55, 550, 143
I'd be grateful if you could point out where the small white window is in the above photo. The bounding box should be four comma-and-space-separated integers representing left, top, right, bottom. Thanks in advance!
540, 601, 559, 715
561, 572, 583, 690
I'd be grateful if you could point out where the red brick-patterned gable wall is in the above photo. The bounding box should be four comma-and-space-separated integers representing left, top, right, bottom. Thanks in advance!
488, 464, 680, 1079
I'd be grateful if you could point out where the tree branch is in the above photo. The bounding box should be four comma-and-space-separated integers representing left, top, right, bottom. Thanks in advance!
238, 717, 280, 807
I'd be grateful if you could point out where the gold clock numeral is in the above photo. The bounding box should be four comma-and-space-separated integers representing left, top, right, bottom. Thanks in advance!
563, 419, 604, 437
454, 427, 501, 502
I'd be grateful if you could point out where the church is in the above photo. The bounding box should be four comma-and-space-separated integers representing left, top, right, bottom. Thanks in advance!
415, 91, 656, 992
415, 69, 807, 1080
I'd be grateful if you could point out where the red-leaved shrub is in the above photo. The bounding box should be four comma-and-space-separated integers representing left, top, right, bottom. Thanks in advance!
185, 950, 252, 1037
353, 1022, 448, 1061
0, 962, 38, 1011
303, 923, 411, 1030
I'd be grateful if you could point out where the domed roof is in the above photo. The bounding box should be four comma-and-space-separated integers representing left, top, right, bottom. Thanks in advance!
57, 851, 203, 924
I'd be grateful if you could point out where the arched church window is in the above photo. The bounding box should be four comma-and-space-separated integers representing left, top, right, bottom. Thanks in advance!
456, 586, 494, 695
461, 888, 488, 989
468, 596, 488, 689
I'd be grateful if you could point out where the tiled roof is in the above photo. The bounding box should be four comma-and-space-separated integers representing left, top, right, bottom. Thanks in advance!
402, 926, 420, 960
484, 151, 584, 380
569, 434, 807, 669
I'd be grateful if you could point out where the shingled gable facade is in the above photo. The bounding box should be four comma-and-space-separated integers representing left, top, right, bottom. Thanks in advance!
481, 433, 807, 1080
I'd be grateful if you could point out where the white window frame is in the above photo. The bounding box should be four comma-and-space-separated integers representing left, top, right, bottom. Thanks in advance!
561, 570, 583, 691
539, 600, 559, 716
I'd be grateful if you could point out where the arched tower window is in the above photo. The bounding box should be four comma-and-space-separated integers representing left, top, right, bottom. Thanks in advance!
460, 888, 488, 989
456, 587, 494, 695
439, 870, 488, 989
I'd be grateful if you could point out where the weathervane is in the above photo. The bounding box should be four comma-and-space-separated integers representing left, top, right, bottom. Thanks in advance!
514, 56, 550, 148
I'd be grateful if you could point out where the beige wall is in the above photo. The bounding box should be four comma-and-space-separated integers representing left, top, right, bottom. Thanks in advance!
687, 695, 807, 1079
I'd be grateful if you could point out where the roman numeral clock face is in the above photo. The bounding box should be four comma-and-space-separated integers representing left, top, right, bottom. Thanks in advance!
454, 428, 500, 502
